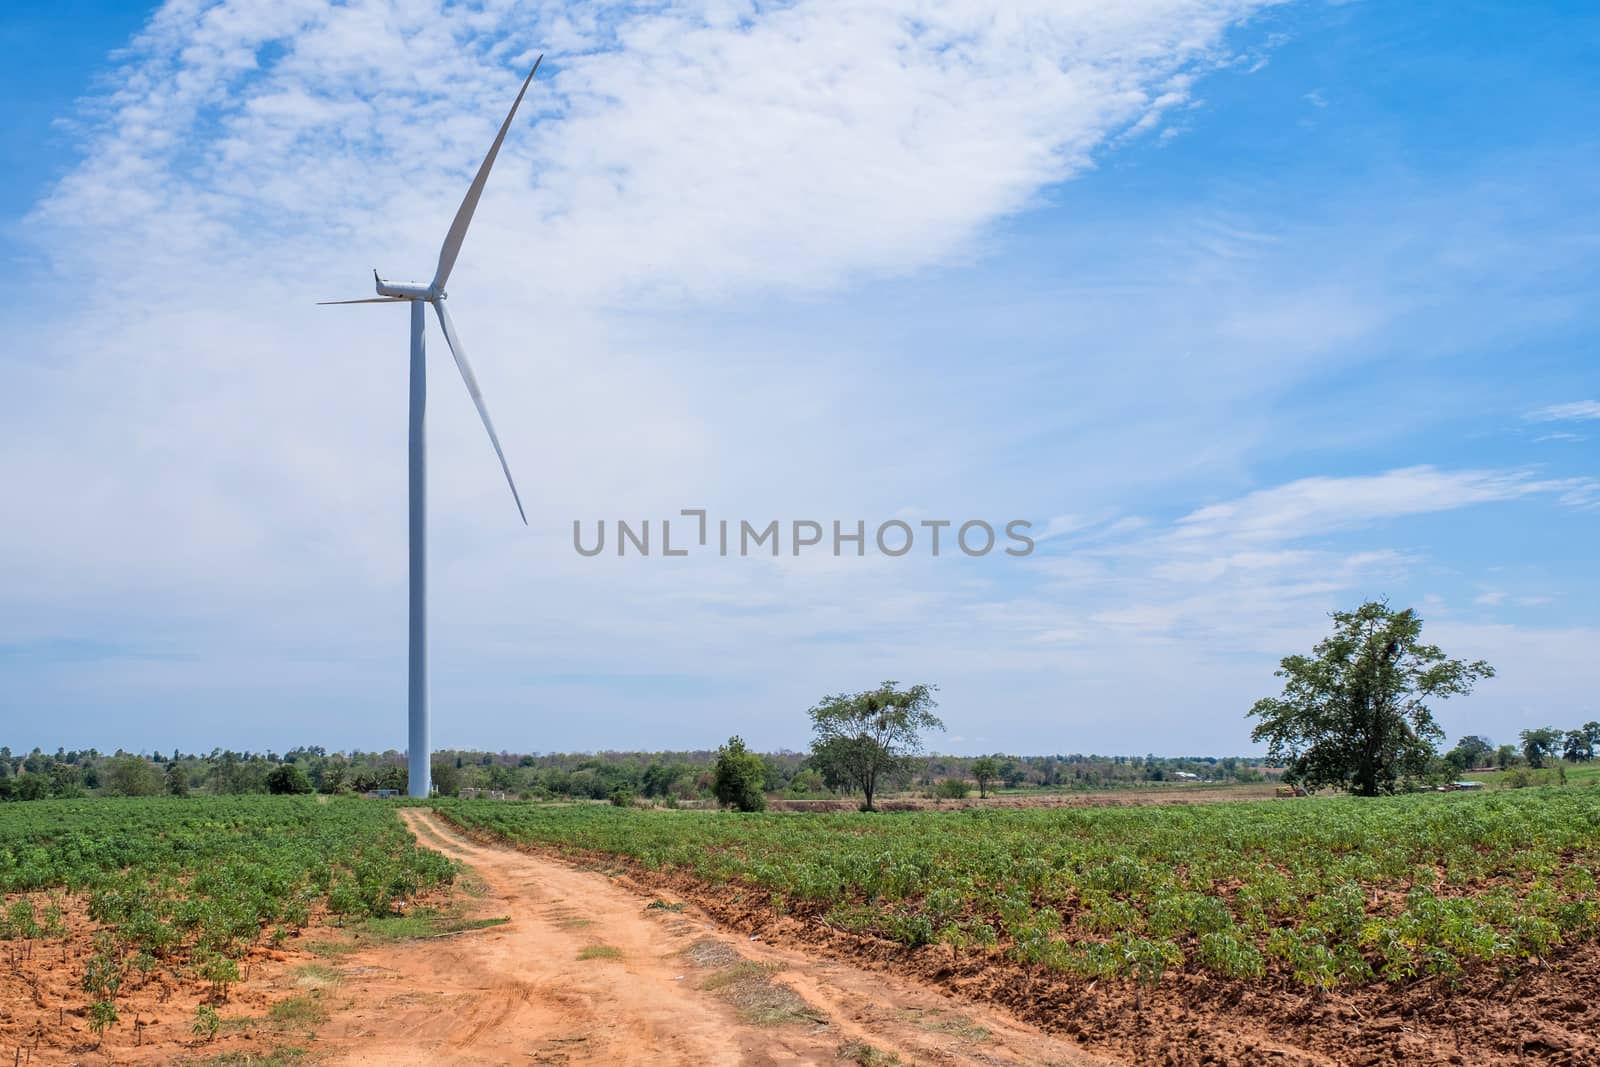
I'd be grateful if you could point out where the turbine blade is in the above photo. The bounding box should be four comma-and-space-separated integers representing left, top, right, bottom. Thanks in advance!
433, 300, 528, 525
431, 55, 542, 292
317, 297, 405, 304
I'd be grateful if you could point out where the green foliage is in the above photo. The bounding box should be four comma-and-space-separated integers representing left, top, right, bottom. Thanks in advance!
933, 778, 969, 800
265, 764, 315, 795
1519, 727, 1564, 769
1249, 601, 1494, 796
712, 736, 767, 812
438, 784, 1600, 994
0, 796, 455, 1008
193, 1003, 222, 1041
105, 756, 163, 797
1445, 735, 1494, 772
969, 757, 1000, 798
808, 681, 943, 811
429, 759, 463, 797
1562, 725, 1598, 763
88, 998, 119, 1038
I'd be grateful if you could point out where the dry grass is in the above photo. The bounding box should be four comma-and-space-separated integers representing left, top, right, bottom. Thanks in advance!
292, 964, 343, 990
681, 938, 741, 969
699, 960, 824, 1027
266, 993, 329, 1031
837, 1041, 910, 1066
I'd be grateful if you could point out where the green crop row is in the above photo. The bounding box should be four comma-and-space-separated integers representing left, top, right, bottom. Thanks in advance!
436, 786, 1600, 990
0, 796, 454, 1021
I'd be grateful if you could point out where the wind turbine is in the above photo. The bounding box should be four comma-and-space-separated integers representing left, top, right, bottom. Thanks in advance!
321, 57, 540, 798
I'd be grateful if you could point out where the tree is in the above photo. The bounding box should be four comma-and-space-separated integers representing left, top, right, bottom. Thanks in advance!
1563, 730, 1594, 763
1495, 743, 1518, 771
1520, 727, 1562, 769
1444, 735, 1494, 772
998, 759, 1027, 789
164, 761, 189, 797
320, 762, 348, 794
808, 681, 943, 811
970, 756, 1000, 799
1563, 723, 1599, 763
104, 756, 161, 797
265, 763, 314, 795
712, 736, 766, 812
430, 759, 463, 797
1248, 602, 1494, 796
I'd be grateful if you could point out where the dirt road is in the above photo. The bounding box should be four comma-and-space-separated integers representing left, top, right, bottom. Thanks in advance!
313, 810, 1114, 1066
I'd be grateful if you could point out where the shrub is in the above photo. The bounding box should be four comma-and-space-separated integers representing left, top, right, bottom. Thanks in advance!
712, 736, 767, 812
266, 764, 315, 795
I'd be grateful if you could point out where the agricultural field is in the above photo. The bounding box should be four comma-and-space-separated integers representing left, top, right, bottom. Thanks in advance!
438, 786, 1600, 1065
0, 797, 455, 1063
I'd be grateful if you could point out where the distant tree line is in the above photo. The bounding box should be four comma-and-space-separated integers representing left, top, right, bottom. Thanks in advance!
0, 740, 1274, 804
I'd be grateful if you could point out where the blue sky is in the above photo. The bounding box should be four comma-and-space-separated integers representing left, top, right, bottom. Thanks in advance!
1, 0, 1595, 757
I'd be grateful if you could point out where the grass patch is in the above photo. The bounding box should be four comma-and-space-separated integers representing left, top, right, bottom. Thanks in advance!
838, 1042, 908, 1067
293, 964, 343, 990
180, 1047, 309, 1067
681, 938, 740, 969
304, 939, 358, 958
646, 899, 685, 912
577, 944, 623, 961
699, 960, 778, 991
931, 1016, 989, 1041
267, 994, 330, 1031
353, 908, 509, 943
456, 871, 491, 898
700, 961, 824, 1027
556, 917, 593, 929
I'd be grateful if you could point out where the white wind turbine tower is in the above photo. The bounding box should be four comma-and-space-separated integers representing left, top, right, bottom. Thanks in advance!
321, 57, 541, 797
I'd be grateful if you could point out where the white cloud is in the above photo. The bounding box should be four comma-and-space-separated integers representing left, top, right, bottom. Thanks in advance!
29, 0, 1287, 306
1527, 400, 1600, 422
1171, 466, 1592, 545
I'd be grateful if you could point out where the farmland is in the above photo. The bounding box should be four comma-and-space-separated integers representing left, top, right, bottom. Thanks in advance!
438, 786, 1600, 1064
2, 786, 1597, 1065
0, 797, 454, 1062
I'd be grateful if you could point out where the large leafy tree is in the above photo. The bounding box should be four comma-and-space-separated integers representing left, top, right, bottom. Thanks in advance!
808, 681, 943, 811
1520, 727, 1563, 769
265, 763, 314, 795
1444, 735, 1495, 773
1248, 602, 1493, 796
1561, 723, 1599, 763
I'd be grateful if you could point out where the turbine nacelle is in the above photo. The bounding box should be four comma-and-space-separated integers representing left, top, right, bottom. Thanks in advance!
374, 273, 443, 302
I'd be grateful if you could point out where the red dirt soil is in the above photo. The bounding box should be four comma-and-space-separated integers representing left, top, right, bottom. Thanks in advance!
0, 886, 381, 1065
